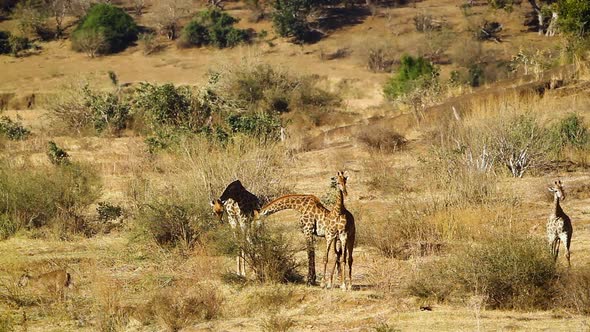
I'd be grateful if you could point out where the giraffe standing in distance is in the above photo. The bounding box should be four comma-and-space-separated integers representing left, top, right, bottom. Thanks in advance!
323, 171, 355, 290
547, 180, 573, 267
211, 180, 261, 277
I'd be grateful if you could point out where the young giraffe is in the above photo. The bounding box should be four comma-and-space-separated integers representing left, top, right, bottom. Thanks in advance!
254, 193, 329, 285
254, 171, 354, 287
323, 171, 355, 290
211, 180, 261, 277
547, 180, 573, 267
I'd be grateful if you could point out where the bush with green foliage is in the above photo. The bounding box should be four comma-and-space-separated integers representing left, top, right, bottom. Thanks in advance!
0, 31, 10, 54
137, 200, 213, 250
558, 0, 590, 37
0, 161, 101, 238
8, 34, 30, 56
272, 0, 311, 42
0, 116, 30, 140
133, 83, 210, 131
96, 201, 123, 222
383, 55, 439, 100
227, 112, 282, 141
549, 113, 589, 151
409, 234, 557, 309
72, 3, 138, 54
179, 9, 249, 49
47, 141, 70, 165
82, 85, 130, 133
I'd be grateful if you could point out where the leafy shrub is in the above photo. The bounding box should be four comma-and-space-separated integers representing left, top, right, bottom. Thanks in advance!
72, 3, 138, 54
71, 29, 107, 57
179, 9, 249, 49
0, 161, 101, 238
137, 201, 213, 250
47, 141, 70, 165
82, 85, 130, 134
383, 55, 439, 100
558, 0, 590, 37
0, 31, 10, 54
237, 227, 302, 283
8, 34, 31, 56
227, 112, 282, 141
550, 113, 588, 149
178, 20, 209, 48
49, 82, 129, 135
272, 0, 310, 42
0, 116, 30, 140
132, 83, 210, 132
409, 234, 557, 309
96, 202, 123, 222
215, 63, 340, 115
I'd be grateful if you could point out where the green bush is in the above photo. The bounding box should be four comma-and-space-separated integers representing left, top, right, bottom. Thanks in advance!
227, 112, 282, 141
8, 34, 30, 57
0, 31, 10, 54
71, 29, 107, 57
272, 0, 310, 42
72, 3, 138, 54
179, 9, 249, 49
0, 116, 31, 140
96, 201, 123, 222
132, 83, 210, 132
0, 161, 101, 238
47, 141, 70, 165
137, 201, 213, 250
178, 20, 209, 48
383, 55, 439, 100
550, 113, 588, 149
409, 234, 557, 309
82, 85, 130, 134
558, 0, 590, 37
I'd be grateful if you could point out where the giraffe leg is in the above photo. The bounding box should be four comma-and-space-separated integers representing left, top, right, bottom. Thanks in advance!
306, 235, 316, 286
339, 235, 348, 290
322, 237, 334, 289
559, 232, 571, 268
346, 239, 354, 291
331, 240, 342, 288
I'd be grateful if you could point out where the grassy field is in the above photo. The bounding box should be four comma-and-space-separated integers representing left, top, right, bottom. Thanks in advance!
1, 0, 590, 331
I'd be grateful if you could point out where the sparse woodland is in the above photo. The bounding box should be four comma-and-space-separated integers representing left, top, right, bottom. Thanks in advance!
1, 0, 590, 330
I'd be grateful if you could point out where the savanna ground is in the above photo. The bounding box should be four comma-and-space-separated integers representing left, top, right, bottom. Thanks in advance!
1, 0, 590, 331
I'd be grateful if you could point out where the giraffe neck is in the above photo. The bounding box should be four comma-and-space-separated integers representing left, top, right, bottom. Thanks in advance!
553, 195, 563, 216
332, 189, 345, 214
260, 194, 327, 217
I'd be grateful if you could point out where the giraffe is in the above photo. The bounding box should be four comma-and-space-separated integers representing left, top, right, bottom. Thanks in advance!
210, 180, 261, 277
322, 171, 355, 290
547, 179, 573, 267
254, 171, 355, 288
254, 193, 329, 285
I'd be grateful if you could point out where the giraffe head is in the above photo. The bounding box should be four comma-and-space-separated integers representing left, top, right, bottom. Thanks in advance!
548, 180, 565, 201
210, 199, 225, 221
332, 171, 349, 197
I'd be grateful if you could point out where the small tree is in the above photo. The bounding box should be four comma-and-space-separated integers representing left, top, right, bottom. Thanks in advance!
272, 0, 311, 42
71, 29, 107, 57
72, 3, 138, 54
383, 55, 439, 100
558, 0, 590, 37
13, 0, 47, 38
152, 0, 192, 39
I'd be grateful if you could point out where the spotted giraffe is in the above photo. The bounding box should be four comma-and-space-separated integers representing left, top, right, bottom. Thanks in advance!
211, 180, 261, 277
323, 171, 355, 290
547, 180, 573, 267
254, 171, 355, 287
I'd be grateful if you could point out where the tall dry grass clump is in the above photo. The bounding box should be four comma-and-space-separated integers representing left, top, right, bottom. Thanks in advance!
129, 136, 291, 252
0, 159, 101, 239
143, 284, 223, 331
408, 233, 557, 310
